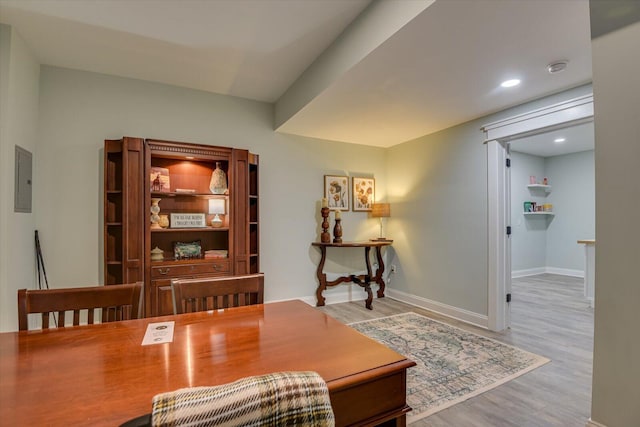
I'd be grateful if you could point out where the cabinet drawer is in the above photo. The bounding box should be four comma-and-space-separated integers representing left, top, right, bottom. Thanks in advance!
151, 260, 230, 278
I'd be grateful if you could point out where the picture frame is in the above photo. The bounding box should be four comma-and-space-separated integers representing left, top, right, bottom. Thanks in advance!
150, 167, 171, 193
170, 213, 206, 228
324, 175, 349, 211
352, 177, 375, 211
173, 240, 202, 260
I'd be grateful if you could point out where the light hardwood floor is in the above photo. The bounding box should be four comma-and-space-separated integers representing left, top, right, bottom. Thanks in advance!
317, 274, 594, 426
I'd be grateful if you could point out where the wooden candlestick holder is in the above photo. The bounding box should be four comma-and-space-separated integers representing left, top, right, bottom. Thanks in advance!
333, 218, 343, 243
321, 207, 330, 243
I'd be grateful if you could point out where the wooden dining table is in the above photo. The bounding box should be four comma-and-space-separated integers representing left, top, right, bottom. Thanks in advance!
0, 300, 415, 426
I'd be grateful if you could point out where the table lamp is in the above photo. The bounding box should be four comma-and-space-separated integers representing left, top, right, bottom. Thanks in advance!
371, 203, 391, 241
208, 198, 226, 228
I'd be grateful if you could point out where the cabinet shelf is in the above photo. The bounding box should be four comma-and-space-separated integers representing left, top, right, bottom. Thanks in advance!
150, 257, 228, 265
527, 184, 552, 191
151, 192, 228, 198
151, 227, 229, 233
524, 212, 555, 216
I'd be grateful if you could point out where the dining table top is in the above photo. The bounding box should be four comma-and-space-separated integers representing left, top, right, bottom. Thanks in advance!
0, 299, 414, 426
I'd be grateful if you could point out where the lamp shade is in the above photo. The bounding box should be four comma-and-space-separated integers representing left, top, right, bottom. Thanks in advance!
208, 198, 226, 214
371, 203, 390, 218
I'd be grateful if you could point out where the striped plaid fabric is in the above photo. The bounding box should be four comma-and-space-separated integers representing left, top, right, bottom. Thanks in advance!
151, 371, 335, 427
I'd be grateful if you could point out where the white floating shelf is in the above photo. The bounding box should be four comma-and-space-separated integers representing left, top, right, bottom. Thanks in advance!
524, 212, 555, 216
527, 184, 552, 191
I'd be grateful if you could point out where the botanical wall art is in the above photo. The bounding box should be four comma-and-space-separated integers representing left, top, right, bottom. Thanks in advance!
324, 175, 349, 211
352, 177, 375, 211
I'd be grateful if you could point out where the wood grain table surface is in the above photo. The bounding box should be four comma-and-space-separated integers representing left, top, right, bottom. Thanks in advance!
0, 300, 414, 426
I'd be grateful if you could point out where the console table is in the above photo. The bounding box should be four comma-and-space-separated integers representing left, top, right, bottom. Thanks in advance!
311, 241, 392, 309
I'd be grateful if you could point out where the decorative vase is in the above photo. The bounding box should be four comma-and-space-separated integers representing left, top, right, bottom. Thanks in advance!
209, 162, 228, 195
150, 198, 162, 229
158, 214, 169, 228
150, 247, 164, 262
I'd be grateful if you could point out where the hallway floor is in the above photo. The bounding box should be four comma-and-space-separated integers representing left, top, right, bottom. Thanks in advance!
318, 274, 594, 426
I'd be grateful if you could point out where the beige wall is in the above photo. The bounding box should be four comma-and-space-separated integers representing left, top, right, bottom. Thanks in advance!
0, 25, 40, 332
590, 21, 640, 427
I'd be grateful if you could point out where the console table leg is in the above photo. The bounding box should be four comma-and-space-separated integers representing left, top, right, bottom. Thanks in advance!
315, 246, 328, 306
375, 246, 386, 298
350, 274, 373, 310
364, 281, 373, 310
364, 247, 374, 309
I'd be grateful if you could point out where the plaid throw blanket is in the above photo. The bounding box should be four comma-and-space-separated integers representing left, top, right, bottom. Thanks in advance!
151, 371, 335, 427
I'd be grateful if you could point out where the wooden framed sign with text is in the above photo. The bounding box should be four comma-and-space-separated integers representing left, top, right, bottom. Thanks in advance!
170, 213, 206, 228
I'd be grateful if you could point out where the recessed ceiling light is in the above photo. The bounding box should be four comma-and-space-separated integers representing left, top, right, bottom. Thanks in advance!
554, 138, 566, 143
548, 60, 569, 74
501, 79, 521, 88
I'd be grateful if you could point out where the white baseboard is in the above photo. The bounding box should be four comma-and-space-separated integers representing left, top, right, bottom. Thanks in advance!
272, 287, 367, 307
279, 287, 488, 330
546, 267, 584, 278
386, 288, 488, 329
512, 267, 546, 278
512, 266, 584, 278
586, 418, 608, 427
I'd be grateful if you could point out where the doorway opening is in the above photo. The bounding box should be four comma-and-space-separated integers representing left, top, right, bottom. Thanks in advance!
482, 93, 594, 331
508, 122, 595, 325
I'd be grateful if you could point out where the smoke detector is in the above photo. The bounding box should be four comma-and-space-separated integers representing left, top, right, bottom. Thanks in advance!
547, 60, 569, 74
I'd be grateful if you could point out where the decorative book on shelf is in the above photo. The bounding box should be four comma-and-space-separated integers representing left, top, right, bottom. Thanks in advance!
205, 250, 228, 259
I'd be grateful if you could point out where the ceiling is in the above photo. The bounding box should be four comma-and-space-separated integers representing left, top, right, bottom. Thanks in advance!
509, 121, 594, 158
0, 0, 593, 148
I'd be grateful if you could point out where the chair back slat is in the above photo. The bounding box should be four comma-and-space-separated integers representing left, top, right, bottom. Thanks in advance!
41, 313, 49, 329
17, 282, 143, 331
172, 274, 264, 315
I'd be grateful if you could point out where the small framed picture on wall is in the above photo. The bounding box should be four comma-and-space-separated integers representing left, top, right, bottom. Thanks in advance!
352, 177, 375, 211
324, 175, 349, 211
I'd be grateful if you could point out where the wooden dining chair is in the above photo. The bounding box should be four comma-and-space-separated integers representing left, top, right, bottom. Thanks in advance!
171, 274, 264, 315
17, 282, 143, 331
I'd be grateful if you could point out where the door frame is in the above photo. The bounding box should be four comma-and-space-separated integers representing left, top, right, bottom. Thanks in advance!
482, 94, 594, 331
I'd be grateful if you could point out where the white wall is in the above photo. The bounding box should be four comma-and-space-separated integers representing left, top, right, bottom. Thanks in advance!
0, 63, 388, 331
0, 25, 40, 332
0, 23, 596, 332
590, 20, 640, 427
510, 152, 546, 273
386, 84, 593, 323
545, 150, 595, 272
510, 150, 595, 276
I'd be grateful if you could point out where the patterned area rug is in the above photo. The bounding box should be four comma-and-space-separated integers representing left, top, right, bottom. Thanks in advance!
349, 312, 549, 423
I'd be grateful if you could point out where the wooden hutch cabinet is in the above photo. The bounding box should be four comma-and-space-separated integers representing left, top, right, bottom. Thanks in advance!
104, 137, 259, 317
